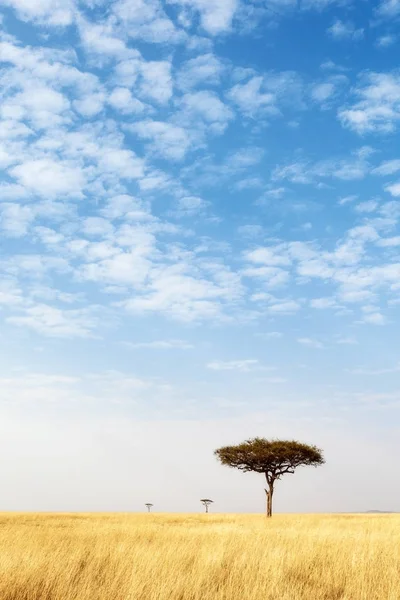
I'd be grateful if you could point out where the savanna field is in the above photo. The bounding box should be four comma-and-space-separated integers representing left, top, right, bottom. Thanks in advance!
1, 513, 400, 600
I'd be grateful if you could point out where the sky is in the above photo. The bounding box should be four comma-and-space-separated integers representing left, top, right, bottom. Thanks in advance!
1, 0, 400, 514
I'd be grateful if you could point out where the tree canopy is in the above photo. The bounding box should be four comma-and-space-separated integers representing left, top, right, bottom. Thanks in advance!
215, 438, 324, 517
215, 438, 324, 478
200, 498, 214, 513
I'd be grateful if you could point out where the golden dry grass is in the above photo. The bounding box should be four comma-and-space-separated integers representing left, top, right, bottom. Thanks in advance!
0, 512, 399, 600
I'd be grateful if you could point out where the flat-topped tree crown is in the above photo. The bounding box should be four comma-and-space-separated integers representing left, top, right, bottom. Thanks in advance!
200, 499, 214, 513
215, 438, 324, 476
215, 438, 324, 517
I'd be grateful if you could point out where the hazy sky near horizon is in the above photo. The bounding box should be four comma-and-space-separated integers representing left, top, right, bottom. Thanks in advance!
1, 0, 400, 513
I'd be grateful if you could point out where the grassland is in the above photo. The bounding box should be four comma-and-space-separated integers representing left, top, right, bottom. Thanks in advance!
0, 512, 399, 600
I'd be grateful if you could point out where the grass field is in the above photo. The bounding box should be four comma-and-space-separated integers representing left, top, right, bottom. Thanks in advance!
0, 512, 399, 600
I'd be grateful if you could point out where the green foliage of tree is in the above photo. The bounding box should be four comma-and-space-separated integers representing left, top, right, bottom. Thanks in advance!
215, 438, 324, 517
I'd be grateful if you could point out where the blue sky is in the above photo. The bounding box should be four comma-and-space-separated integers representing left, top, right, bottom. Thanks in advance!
1, 0, 400, 513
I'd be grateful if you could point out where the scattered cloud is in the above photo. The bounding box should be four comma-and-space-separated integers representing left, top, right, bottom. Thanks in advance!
311, 297, 338, 309
376, 0, 400, 19
177, 53, 225, 90
372, 159, 400, 176
227, 72, 303, 119
272, 149, 371, 184
130, 121, 191, 161
339, 72, 400, 134
112, 0, 185, 44
384, 182, 400, 196
297, 337, 324, 349
0, 0, 75, 26
9, 159, 86, 198
207, 359, 271, 372
362, 311, 386, 325
7, 304, 99, 338
259, 331, 283, 339
350, 363, 400, 375
124, 339, 194, 350
167, 0, 238, 35
355, 199, 379, 213
335, 336, 358, 345
375, 34, 397, 48
327, 19, 364, 41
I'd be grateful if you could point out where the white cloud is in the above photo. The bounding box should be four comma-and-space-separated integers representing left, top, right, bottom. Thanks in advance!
7, 304, 98, 338
237, 225, 263, 238
310, 73, 349, 110
375, 34, 397, 48
311, 297, 337, 309
97, 148, 144, 180
0, 0, 75, 26
257, 331, 283, 339
125, 339, 194, 350
73, 93, 106, 117
4, 85, 71, 130
112, 0, 185, 44
177, 195, 209, 215
376, 0, 400, 18
385, 182, 400, 196
167, 0, 238, 35
335, 336, 358, 345
339, 72, 400, 134
0, 279, 23, 306
78, 17, 128, 58
245, 267, 289, 289
9, 159, 86, 198
363, 312, 387, 325
377, 236, 400, 247
372, 159, 400, 176
100, 195, 151, 222
108, 88, 146, 114
130, 120, 191, 161
355, 200, 378, 213
311, 82, 336, 103
245, 246, 291, 267
177, 53, 225, 90
228, 147, 264, 169
80, 244, 154, 288
114, 55, 143, 88
0, 203, 35, 237
302, 0, 352, 8
273, 150, 371, 184
227, 76, 278, 118
350, 363, 400, 375
82, 217, 114, 237
267, 300, 301, 314
327, 19, 364, 41
338, 194, 358, 205
139, 60, 173, 104
297, 337, 324, 348
121, 261, 243, 322
207, 359, 260, 372
178, 90, 234, 134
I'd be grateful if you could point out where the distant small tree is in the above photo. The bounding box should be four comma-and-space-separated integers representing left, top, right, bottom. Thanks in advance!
215, 438, 324, 517
145, 503, 153, 513
200, 499, 214, 513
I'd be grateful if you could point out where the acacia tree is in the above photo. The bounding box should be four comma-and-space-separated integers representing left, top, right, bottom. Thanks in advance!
145, 503, 153, 513
200, 499, 214, 514
214, 438, 324, 517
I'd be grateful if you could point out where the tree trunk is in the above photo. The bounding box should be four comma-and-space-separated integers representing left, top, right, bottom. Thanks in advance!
205, 504, 208, 514
265, 479, 274, 517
